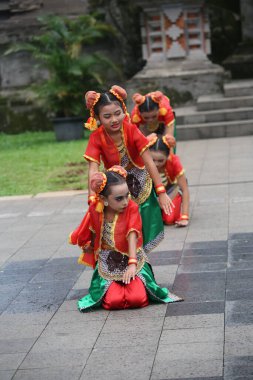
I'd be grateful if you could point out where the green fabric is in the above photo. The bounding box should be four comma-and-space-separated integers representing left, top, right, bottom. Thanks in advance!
174, 118, 177, 153
78, 266, 110, 311
78, 262, 179, 312
139, 188, 164, 248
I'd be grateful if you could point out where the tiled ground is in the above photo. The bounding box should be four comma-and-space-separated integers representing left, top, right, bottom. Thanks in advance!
1, 135, 253, 379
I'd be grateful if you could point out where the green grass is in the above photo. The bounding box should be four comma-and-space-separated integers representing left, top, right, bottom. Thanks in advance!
0, 131, 89, 196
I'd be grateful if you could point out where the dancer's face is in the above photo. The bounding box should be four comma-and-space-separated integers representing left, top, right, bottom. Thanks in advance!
98, 102, 125, 134
103, 183, 130, 213
140, 109, 159, 125
150, 150, 167, 171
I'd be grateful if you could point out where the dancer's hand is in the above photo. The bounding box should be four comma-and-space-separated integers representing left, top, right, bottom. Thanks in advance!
122, 264, 136, 284
158, 193, 174, 215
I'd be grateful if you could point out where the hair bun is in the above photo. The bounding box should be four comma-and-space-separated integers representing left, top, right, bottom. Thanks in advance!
90, 172, 106, 193
132, 93, 145, 106
110, 85, 127, 100
85, 91, 100, 110
150, 91, 163, 103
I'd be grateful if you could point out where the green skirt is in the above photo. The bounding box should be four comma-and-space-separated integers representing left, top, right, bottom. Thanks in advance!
139, 188, 164, 253
78, 262, 182, 312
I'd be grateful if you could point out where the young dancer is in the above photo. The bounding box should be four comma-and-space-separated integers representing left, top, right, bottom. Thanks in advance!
131, 90, 176, 151
69, 166, 182, 311
83, 85, 174, 253
149, 136, 190, 227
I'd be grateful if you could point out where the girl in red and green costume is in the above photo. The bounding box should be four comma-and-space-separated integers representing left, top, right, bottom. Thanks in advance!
84, 85, 174, 253
69, 166, 182, 311
131, 91, 177, 152
149, 136, 190, 227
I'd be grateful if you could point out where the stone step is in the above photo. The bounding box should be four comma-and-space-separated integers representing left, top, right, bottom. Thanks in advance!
224, 80, 253, 97
176, 119, 253, 141
175, 106, 253, 125
197, 94, 253, 111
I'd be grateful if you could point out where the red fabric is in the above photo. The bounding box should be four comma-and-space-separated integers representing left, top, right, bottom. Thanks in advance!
84, 116, 149, 169
165, 154, 184, 184
102, 277, 149, 310
131, 94, 175, 127
162, 193, 182, 224
69, 199, 143, 267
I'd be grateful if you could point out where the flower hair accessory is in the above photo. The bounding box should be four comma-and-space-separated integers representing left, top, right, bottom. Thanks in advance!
109, 85, 129, 117
107, 165, 127, 178
84, 91, 101, 131
90, 172, 107, 194
132, 93, 146, 106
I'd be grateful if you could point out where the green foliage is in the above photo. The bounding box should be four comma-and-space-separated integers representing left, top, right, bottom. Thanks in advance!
0, 131, 88, 195
5, 14, 120, 117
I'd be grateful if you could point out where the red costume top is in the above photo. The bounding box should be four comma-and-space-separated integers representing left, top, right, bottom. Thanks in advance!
84, 117, 149, 169
131, 94, 175, 128
69, 199, 143, 268
165, 154, 184, 185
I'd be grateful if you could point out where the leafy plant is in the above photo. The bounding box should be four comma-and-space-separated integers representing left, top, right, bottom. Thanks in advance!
5, 14, 120, 117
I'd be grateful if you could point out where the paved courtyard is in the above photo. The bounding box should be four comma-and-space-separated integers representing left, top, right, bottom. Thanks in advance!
0, 135, 253, 380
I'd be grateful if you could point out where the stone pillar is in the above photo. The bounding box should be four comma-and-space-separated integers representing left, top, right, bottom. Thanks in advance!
127, 0, 224, 102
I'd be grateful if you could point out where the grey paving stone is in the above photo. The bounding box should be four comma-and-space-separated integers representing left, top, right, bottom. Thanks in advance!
224, 356, 253, 379
12, 366, 83, 380
0, 323, 45, 340
226, 288, 253, 301
95, 330, 161, 348
0, 338, 36, 354
178, 262, 227, 273
226, 300, 253, 315
228, 244, 253, 254
102, 317, 164, 334
79, 346, 155, 380
166, 301, 225, 316
0, 370, 16, 380
163, 314, 224, 330
226, 268, 253, 281
181, 255, 227, 265
20, 348, 91, 369
226, 312, 253, 326
228, 260, 253, 270
0, 352, 27, 370
151, 357, 223, 379
160, 327, 224, 345
184, 240, 228, 249
66, 288, 89, 300
183, 247, 227, 257
229, 232, 253, 241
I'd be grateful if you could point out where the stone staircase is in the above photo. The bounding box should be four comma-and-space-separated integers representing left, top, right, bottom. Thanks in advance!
175, 79, 253, 140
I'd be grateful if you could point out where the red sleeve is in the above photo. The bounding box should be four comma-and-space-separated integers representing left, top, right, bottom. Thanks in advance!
131, 123, 149, 155
159, 96, 175, 125
126, 200, 142, 238
171, 155, 184, 179
84, 131, 101, 165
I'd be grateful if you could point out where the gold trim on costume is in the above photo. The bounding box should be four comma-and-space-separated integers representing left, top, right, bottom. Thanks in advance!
83, 154, 100, 165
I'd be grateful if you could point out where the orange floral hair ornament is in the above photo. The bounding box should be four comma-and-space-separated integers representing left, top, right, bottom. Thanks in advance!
109, 85, 129, 119
90, 172, 107, 213
107, 165, 127, 179
132, 93, 146, 106
84, 91, 101, 131
149, 91, 164, 104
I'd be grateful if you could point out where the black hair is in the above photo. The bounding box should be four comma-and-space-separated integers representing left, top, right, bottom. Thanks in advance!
138, 96, 159, 113
149, 137, 170, 157
100, 171, 126, 197
93, 92, 123, 116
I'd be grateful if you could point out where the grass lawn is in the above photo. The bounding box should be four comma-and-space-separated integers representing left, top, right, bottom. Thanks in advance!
0, 131, 89, 196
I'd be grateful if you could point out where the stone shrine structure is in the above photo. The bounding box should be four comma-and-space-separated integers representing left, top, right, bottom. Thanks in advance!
127, 0, 225, 101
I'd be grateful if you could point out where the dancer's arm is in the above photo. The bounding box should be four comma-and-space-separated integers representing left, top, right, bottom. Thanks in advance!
122, 231, 137, 284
